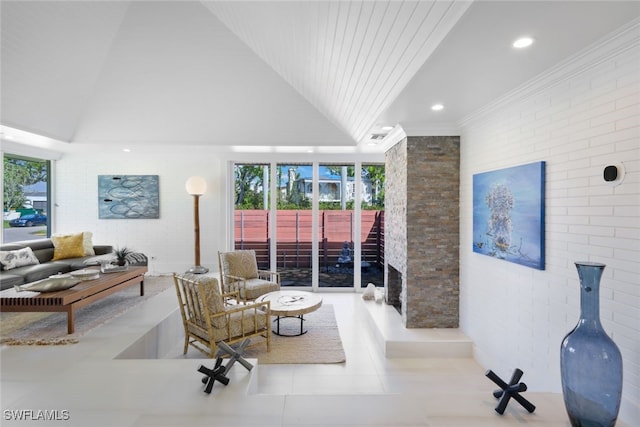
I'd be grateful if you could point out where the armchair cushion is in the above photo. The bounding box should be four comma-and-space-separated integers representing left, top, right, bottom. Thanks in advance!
188, 307, 268, 343
228, 277, 280, 301
180, 273, 226, 328
221, 250, 258, 279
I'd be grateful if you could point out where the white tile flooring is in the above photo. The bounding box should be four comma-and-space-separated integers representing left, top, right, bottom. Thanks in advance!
1, 283, 631, 427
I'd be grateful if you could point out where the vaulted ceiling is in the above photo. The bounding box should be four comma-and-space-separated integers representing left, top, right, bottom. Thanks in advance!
1, 1, 638, 153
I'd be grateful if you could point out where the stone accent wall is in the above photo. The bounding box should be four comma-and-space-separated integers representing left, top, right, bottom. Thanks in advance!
384, 139, 408, 322
385, 136, 460, 328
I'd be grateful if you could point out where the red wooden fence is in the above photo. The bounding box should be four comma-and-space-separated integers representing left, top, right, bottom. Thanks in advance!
234, 210, 384, 269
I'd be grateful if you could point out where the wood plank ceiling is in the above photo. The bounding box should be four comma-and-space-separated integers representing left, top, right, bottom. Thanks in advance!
202, 1, 471, 143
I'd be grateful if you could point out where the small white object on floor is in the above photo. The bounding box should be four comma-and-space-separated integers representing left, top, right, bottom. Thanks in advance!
362, 283, 375, 300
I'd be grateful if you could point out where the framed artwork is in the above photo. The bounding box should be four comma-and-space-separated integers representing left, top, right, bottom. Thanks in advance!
473, 161, 545, 270
98, 175, 159, 219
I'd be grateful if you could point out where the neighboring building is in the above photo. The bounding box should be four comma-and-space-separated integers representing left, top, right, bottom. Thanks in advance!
277, 166, 376, 205
295, 177, 374, 204
24, 192, 47, 213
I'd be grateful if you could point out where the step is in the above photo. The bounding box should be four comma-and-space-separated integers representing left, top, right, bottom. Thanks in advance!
361, 297, 473, 358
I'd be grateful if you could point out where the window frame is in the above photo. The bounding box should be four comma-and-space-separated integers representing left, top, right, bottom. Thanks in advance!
2, 152, 52, 244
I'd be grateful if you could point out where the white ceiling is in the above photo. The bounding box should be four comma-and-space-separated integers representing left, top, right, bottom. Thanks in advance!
1, 1, 639, 153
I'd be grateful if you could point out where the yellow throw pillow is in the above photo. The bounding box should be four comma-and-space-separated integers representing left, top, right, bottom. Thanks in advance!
52, 232, 95, 256
52, 233, 86, 260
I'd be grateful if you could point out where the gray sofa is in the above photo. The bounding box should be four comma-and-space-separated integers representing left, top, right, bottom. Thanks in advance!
0, 239, 117, 291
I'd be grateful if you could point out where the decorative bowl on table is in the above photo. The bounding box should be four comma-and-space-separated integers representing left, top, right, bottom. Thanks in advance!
15, 276, 81, 293
100, 264, 128, 273
70, 269, 100, 281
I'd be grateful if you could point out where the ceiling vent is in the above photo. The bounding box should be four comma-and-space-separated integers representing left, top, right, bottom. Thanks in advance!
370, 133, 388, 141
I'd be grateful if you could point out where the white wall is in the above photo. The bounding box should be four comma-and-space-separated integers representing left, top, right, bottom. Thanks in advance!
459, 28, 639, 423
54, 147, 226, 275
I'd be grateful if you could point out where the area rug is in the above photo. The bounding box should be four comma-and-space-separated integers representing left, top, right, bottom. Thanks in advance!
241, 304, 346, 364
0, 275, 173, 346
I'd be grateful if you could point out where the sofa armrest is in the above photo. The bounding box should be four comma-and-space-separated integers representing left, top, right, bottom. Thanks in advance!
93, 245, 113, 255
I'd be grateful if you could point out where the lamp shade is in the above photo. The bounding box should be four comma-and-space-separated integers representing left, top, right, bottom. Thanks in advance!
185, 176, 207, 195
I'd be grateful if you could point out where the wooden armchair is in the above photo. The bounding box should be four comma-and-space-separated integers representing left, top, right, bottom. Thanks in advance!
173, 273, 271, 357
218, 250, 280, 303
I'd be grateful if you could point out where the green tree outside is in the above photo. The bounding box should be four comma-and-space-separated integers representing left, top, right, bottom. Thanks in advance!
234, 164, 384, 210
234, 164, 265, 209
3, 156, 47, 211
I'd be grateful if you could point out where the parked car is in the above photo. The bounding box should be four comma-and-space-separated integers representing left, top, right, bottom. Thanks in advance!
8, 214, 47, 227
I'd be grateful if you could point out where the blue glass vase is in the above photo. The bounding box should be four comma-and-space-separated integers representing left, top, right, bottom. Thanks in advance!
560, 262, 623, 427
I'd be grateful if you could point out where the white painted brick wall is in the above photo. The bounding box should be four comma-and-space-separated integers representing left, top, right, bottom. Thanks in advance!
460, 39, 639, 423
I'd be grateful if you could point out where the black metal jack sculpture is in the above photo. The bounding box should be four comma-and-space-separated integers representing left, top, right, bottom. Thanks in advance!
197, 339, 254, 394
485, 368, 536, 415
198, 358, 229, 394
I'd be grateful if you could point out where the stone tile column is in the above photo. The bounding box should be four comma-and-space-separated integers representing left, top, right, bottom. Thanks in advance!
385, 136, 460, 328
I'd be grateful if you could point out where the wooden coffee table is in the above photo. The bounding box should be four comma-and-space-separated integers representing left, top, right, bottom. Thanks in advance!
256, 290, 322, 336
0, 266, 147, 334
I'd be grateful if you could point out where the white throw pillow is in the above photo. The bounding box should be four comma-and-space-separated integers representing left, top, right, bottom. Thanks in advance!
0, 247, 40, 270
82, 231, 95, 256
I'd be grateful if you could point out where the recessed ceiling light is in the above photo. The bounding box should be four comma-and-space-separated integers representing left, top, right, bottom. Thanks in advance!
513, 37, 534, 48
431, 104, 444, 111
123, 148, 131, 152
381, 126, 393, 131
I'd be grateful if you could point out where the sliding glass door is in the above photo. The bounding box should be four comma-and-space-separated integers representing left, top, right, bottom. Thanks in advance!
232, 161, 384, 291
318, 164, 354, 288
360, 164, 385, 288
233, 164, 270, 269
276, 164, 312, 287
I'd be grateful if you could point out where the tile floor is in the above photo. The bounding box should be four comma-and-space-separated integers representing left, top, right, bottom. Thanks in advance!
1, 283, 630, 427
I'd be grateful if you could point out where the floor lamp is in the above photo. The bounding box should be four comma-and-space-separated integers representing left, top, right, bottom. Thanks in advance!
185, 176, 209, 274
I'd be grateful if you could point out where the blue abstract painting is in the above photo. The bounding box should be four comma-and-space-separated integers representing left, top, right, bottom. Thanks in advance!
98, 175, 159, 219
473, 162, 545, 270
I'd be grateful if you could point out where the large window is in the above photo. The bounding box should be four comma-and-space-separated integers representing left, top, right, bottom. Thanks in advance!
233, 162, 384, 291
2, 154, 51, 243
